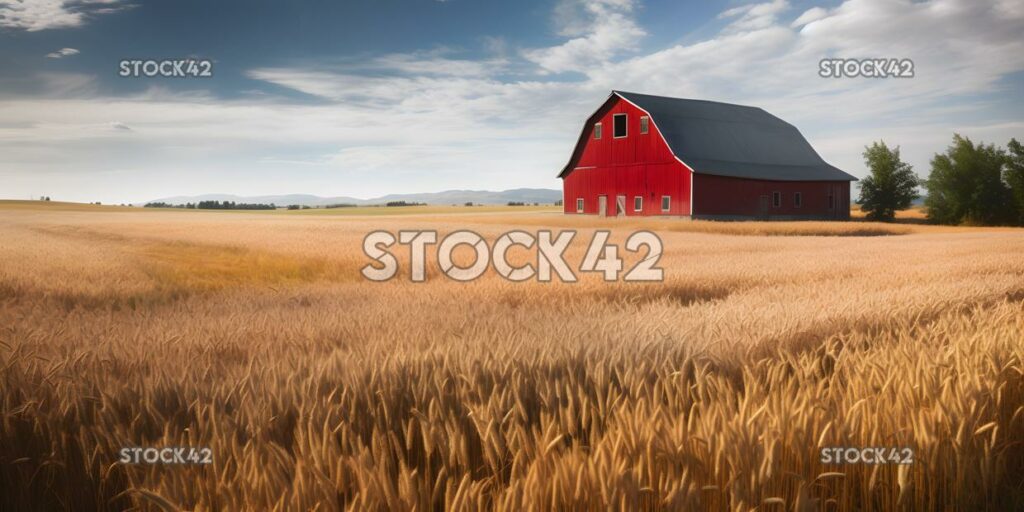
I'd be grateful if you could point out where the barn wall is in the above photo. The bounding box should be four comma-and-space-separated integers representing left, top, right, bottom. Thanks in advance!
692, 174, 851, 219
562, 97, 692, 216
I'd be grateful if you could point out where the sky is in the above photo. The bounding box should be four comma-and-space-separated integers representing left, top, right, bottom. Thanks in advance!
0, 0, 1022, 204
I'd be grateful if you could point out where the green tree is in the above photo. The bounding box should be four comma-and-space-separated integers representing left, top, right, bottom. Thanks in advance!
925, 134, 1014, 225
857, 141, 920, 221
1006, 138, 1024, 226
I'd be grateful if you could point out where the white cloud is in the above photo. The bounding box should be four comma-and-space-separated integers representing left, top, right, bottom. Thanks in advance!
0, 0, 81, 31
35, 72, 97, 97
46, 47, 80, 59
791, 7, 827, 27
368, 50, 509, 78
994, 0, 1024, 19
719, 0, 789, 32
0, 0, 127, 31
523, 0, 646, 74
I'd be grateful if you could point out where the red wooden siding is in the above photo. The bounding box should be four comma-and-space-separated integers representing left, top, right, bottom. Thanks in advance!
562, 97, 692, 216
692, 174, 850, 219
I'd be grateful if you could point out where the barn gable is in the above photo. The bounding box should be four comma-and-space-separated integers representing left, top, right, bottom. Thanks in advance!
557, 94, 628, 180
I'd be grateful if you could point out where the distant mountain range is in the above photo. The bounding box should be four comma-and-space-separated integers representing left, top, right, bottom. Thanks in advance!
141, 188, 563, 207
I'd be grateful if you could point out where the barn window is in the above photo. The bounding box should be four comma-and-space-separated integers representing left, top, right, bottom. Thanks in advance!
794, 192, 802, 208
593, 123, 602, 140
576, 198, 584, 213
634, 196, 643, 212
828, 193, 835, 210
613, 113, 627, 138
661, 196, 671, 212
772, 192, 781, 208
640, 116, 649, 134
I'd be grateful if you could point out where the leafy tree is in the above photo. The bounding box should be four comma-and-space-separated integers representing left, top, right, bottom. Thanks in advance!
925, 134, 1014, 225
857, 141, 919, 221
1006, 138, 1024, 225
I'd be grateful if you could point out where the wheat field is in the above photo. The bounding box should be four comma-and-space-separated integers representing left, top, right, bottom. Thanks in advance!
1, 201, 1022, 511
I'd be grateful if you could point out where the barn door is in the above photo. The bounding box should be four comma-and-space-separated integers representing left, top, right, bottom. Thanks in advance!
615, 195, 626, 217
828, 185, 837, 219
759, 195, 769, 220
598, 195, 607, 217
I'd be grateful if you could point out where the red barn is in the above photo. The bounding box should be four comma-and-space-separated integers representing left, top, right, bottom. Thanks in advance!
559, 91, 856, 219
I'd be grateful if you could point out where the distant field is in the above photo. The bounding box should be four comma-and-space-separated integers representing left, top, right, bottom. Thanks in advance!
0, 200, 965, 233
850, 204, 929, 221
0, 200, 984, 237
1, 202, 1022, 510
0, 200, 559, 216
0, 200, 146, 212
283, 204, 560, 216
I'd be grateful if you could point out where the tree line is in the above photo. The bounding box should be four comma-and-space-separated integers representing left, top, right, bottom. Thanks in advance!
144, 201, 277, 210
858, 135, 1024, 225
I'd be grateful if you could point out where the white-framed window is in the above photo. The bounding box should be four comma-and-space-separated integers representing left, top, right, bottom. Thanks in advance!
794, 192, 802, 208
661, 195, 671, 212
772, 191, 781, 208
640, 116, 649, 134
576, 198, 584, 213
593, 123, 602, 140
613, 113, 627, 138
634, 196, 643, 212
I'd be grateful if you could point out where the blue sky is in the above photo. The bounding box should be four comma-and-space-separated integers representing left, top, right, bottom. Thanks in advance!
1, 0, 1022, 203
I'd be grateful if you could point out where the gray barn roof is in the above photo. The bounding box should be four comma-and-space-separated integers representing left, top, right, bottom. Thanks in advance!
559, 91, 856, 182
